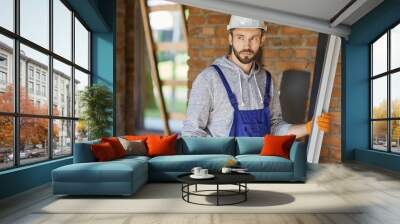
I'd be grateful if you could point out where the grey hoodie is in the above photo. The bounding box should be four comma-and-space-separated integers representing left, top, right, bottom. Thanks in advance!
181, 56, 291, 137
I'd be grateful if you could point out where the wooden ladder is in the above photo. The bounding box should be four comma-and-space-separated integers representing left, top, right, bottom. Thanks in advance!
139, 0, 188, 135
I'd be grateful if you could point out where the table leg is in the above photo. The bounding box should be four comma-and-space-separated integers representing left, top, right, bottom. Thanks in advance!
217, 184, 219, 206
187, 184, 190, 202
245, 183, 247, 201
195, 184, 197, 192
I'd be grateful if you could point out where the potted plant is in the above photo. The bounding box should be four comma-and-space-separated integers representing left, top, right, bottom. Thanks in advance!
79, 84, 113, 140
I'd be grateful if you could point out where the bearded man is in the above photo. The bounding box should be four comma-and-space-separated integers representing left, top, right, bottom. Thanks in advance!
182, 15, 330, 138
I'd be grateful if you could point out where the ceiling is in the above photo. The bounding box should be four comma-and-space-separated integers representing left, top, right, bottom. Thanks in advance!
171, 0, 384, 38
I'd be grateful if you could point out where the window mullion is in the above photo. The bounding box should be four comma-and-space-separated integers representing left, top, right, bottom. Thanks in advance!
388, 29, 391, 152
71, 10, 76, 154
14, 0, 20, 167
370, 45, 372, 149
48, 0, 54, 160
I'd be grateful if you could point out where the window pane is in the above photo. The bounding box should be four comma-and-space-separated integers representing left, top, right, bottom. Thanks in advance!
0, 116, 13, 170
147, 0, 175, 7
372, 76, 387, 119
157, 52, 188, 81
20, 0, 49, 49
53, 119, 72, 158
0, 34, 14, 112
53, 59, 72, 117
74, 69, 89, 118
372, 121, 388, 151
20, 44, 49, 115
20, 117, 49, 165
53, 0, 72, 60
391, 72, 400, 118
163, 86, 187, 114
75, 120, 88, 143
150, 11, 184, 43
391, 120, 400, 153
391, 24, 400, 70
74, 18, 89, 70
0, 0, 14, 31
372, 33, 387, 76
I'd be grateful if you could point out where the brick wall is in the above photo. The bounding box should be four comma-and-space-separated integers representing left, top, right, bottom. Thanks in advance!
116, 0, 137, 135
186, 7, 342, 163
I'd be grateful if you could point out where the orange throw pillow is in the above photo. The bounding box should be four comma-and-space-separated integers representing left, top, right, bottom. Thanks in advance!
101, 137, 127, 158
91, 142, 117, 161
259, 134, 296, 159
146, 134, 178, 157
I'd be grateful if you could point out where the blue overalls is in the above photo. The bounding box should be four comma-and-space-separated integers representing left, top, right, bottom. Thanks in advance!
211, 64, 272, 137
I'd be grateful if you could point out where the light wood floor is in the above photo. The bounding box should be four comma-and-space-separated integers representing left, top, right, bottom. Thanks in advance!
1, 162, 400, 224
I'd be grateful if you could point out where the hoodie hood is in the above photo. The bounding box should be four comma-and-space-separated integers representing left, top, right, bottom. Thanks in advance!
212, 56, 264, 106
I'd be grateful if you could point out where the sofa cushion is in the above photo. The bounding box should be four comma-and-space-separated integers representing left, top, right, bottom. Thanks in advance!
235, 137, 264, 155
52, 158, 147, 183
178, 137, 235, 155
114, 155, 150, 163
148, 154, 235, 172
236, 155, 293, 172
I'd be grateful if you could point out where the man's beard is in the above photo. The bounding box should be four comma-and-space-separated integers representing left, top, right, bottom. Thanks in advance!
232, 45, 260, 64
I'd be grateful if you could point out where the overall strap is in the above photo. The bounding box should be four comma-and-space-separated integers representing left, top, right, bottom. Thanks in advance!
264, 70, 272, 106
211, 64, 239, 109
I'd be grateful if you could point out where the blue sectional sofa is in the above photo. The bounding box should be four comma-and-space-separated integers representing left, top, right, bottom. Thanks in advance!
52, 137, 307, 196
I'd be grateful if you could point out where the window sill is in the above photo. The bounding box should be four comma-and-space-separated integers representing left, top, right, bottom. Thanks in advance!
0, 156, 72, 176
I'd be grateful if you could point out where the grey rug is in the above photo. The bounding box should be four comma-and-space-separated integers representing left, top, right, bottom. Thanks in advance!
37, 183, 362, 214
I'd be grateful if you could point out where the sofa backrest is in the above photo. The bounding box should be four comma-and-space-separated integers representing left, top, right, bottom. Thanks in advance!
73, 136, 300, 162
73, 139, 100, 163
177, 137, 236, 155
235, 137, 264, 155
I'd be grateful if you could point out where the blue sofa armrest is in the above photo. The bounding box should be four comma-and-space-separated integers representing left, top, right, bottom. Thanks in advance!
73, 140, 100, 163
289, 141, 307, 181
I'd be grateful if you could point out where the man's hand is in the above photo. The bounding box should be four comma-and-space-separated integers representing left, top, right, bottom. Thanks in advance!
305, 112, 332, 134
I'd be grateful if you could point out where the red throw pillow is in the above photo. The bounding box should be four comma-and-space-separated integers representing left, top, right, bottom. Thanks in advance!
101, 137, 127, 158
146, 134, 178, 157
91, 142, 117, 161
259, 134, 296, 159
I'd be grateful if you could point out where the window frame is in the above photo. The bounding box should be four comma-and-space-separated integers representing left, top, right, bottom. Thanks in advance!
0, 0, 92, 171
369, 20, 400, 154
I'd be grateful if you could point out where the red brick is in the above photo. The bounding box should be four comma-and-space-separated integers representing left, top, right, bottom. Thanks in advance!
208, 15, 229, 24
188, 6, 204, 15
188, 15, 206, 24
306, 37, 318, 46
282, 27, 314, 35
202, 27, 215, 36
276, 61, 308, 71
294, 49, 311, 58
263, 49, 280, 58
279, 49, 293, 58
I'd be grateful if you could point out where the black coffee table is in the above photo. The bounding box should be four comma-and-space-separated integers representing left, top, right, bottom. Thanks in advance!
177, 172, 255, 206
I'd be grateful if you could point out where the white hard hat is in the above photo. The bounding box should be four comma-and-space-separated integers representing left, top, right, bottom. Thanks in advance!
227, 15, 267, 31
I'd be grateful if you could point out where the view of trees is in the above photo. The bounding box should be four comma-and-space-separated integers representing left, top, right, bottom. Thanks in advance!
372, 98, 400, 150
0, 85, 59, 158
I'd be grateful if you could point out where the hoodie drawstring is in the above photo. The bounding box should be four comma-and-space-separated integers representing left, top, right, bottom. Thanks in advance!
237, 67, 244, 106
237, 68, 263, 107
253, 74, 263, 105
